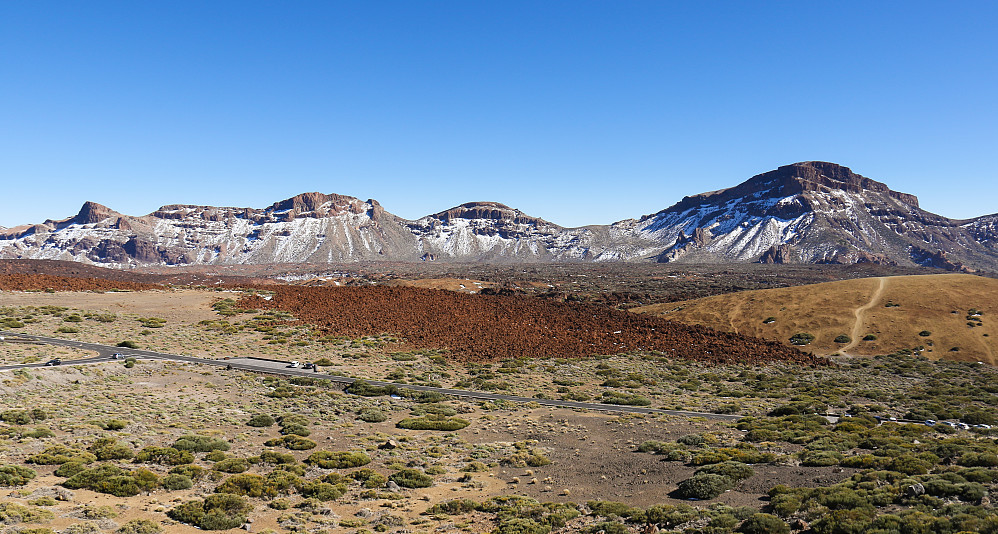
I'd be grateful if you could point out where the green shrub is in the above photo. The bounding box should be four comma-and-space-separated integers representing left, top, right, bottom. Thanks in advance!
600, 391, 652, 406
167, 494, 252, 530
739, 513, 790, 534
389, 468, 434, 488
134, 446, 193, 466
918, 330, 932, 337
0, 464, 37, 486
789, 333, 815, 346
798, 450, 843, 467
215, 474, 270, 498
264, 435, 316, 450
246, 414, 275, 427
173, 435, 230, 453
300, 481, 347, 501
279, 423, 311, 437
27, 445, 96, 465
97, 419, 128, 431
675, 473, 734, 500
695, 461, 754, 481
89, 437, 134, 461
54, 461, 88, 478
306, 450, 372, 469
259, 450, 296, 465
863, 334, 878, 341
833, 334, 851, 344
161, 474, 194, 491
0, 502, 55, 524
63, 464, 156, 497
677, 434, 707, 447
397, 415, 470, 431
350, 468, 388, 488
357, 408, 388, 423
115, 519, 163, 534
1, 409, 32, 425
346, 379, 399, 397
213, 458, 250, 474
169, 464, 208, 480
117, 340, 139, 349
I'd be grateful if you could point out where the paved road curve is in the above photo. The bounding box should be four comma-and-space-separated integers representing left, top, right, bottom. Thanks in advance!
0, 330, 742, 421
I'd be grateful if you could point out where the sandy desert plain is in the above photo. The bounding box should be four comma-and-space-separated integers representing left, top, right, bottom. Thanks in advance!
2, 265, 998, 534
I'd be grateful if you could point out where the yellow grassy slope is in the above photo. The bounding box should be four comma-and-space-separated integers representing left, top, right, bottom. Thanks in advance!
632, 274, 997, 364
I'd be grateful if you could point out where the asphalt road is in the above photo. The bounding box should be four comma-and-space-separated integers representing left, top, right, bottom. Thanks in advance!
0, 330, 742, 421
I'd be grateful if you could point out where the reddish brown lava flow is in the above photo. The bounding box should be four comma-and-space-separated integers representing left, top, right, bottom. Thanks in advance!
0, 273, 162, 292
240, 285, 828, 365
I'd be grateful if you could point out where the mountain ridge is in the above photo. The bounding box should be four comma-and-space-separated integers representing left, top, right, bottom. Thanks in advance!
1, 162, 995, 270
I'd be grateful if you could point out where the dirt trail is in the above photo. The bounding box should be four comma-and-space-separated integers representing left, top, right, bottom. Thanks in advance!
840, 277, 887, 355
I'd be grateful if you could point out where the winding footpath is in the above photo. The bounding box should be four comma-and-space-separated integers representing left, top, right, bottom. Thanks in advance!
840, 276, 887, 356
0, 330, 741, 421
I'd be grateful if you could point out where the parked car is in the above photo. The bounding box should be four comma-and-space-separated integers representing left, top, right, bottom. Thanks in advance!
925, 419, 937, 426
288, 361, 301, 368
44, 358, 62, 366
302, 363, 315, 370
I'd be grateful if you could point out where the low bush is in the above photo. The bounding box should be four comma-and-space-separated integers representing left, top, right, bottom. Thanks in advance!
346, 379, 399, 397
674, 473, 734, 500
173, 435, 231, 453
350, 468, 388, 488
213, 458, 250, 474
278, 423, 310, 437
27, 445, 97, 465
389, 468, 434, 488
117, 340, 139, 349
167, 494, 252, 530
161, 474, 194, 491
246, 414, 275, 427
115, 519, 163, 534
89, 437, 134, 461
739, 513, 790, 534
63, 464, 158, 497
789, 333, 815, 346
833, 334, 851, 344
215, 474, 271, 498
134, 446, 193, 466
600, 391, 652, 406
695, 461, 754, 481
259, 450, 296, 465
169, 464, 208, 480
306, 450, 371, 469
264, 435, 317, 450
397, 415, 470, 431
357, 407, 387, 422
300, 480, 348, 501
0, 464, 37, 486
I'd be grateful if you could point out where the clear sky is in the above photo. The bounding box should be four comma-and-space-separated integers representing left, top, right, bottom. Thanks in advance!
1, 1, 995, 228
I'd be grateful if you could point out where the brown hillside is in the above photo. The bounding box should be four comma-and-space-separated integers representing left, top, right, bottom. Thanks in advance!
632, 274, 998, 364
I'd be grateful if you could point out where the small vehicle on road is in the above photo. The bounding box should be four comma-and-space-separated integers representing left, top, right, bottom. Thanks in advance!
288, 361, 301, 368
111, 353, 124, 359
44, 358, 62, 366
302, 362, 315, 370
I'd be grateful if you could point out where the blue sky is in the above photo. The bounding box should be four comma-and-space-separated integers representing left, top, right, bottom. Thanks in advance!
1, 1, 995, 228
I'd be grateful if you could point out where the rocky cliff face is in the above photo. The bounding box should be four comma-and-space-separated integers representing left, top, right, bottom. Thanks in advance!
0, 163, 995, 270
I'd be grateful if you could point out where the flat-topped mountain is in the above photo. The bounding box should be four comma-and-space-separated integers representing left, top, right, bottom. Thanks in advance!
1, 162, 995, 270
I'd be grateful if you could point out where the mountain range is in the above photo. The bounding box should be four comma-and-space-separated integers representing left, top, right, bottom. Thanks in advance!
2, 161, 996, 271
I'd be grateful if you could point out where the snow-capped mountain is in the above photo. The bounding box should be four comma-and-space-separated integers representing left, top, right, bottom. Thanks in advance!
1, 162, 995, 271
630, 161, 994, 270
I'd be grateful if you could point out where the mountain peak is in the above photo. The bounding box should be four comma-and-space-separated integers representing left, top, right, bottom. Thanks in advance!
268, 192, 363, 213
74, 201, 118, 225
429, 202, 557, 227
754, 161, 919, 207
